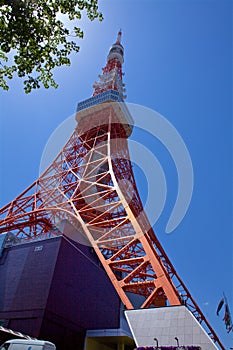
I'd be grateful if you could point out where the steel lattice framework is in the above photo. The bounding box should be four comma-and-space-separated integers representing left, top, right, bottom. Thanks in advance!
0, 31, 225, 349
0, 102, 224, 349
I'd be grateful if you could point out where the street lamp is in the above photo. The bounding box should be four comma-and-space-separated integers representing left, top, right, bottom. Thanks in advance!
154, 338, 159, 348
174, 337, 180, 347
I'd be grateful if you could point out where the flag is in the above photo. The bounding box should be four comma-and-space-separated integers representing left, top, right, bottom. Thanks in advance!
216, 298, 224, 316
216, 295, 233, 333
223, 303, 233, 333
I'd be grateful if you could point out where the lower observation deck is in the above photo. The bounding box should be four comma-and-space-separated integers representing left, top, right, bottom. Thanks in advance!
76, 90, 134, 138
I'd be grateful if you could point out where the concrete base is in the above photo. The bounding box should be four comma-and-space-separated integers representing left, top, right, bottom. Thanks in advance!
125, 305, 218, 350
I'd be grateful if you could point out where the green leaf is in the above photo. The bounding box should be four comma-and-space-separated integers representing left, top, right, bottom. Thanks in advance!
0, 0, 103, 93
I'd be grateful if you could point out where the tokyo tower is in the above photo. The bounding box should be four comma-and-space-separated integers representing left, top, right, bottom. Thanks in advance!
0, 31, 224, 349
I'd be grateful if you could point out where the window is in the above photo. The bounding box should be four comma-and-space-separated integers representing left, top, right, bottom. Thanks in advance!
0, 344, 10, 350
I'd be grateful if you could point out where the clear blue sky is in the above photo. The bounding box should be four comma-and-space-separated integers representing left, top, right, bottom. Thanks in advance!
0, 0, 232, 348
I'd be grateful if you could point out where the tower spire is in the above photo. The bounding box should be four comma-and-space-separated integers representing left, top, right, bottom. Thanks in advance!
116, 29, 122, 44
93, 30, 126, 99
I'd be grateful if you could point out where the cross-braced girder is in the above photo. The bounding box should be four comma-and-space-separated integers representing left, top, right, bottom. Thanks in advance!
0, 103, 224, 349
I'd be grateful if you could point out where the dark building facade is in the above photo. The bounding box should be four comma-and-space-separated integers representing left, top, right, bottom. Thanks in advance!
0, 232, 122, 349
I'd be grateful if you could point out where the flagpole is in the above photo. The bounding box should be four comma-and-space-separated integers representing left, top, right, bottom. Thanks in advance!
223, 292, 227, 303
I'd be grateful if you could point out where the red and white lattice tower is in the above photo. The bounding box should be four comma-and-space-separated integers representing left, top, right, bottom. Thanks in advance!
0, 31, 224, 349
